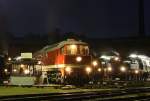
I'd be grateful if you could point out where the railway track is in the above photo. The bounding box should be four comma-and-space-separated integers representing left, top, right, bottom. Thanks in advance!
0, 87, 150, 101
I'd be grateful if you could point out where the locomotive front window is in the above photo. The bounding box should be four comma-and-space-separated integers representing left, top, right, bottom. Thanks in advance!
66, 44, 89, 55
79, 45, 89, 55
67, 45, 78, 55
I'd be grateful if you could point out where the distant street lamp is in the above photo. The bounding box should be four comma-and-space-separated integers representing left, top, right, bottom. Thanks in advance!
85, 67, 92, 82
107, 66, 112, 81
107, 66, 112, 72
20, 64, 25, 68
38, 61, 42, 65
92, 60, 98, 67
135, 70, 139, 81
114, 57, 119, 61
135, 70, 139, 74
98, 68, 101, 72
120, 66, 127, 81
65, 67, 72, 74
13, 69, 17, 72
8, 57, 11, 61
86, 67, 92, 74
4, 69, 8, 72
120, 66, 126, 72
24, 69, 30, 74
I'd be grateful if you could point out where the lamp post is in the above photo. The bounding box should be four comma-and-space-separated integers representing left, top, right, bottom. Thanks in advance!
135, 70, 139, 81
92, 61, 98, 67
86, 67, 92, 74
8, 57, 11, 61
65, 67, 72, 75
92, 60, 98, 82
85, 67, 92, 82
107, 66, 112, 81
120, 66, 127, 81
98, 68, 101, 72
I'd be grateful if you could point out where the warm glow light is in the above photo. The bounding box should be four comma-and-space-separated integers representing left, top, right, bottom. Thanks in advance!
98, 68, 101, 72
13, 69, 17, 72
86, 67, 92, 74
38, 61, 42, 65
65, 67, 72, 74
24, 69, 30, 74
114, 57, 119, 61
4, 69, 7, 72
8, 57, 11, 61
135, 70, 139, 74
70, 45, 77, 49
20, 64, 24, 68
92, 61, 98, 66
76, 56, 82, 62
107, 67, 112, 72
120, 66, 126, 72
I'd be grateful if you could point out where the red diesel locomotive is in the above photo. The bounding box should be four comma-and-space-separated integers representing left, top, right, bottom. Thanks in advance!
34, 39, 93, 84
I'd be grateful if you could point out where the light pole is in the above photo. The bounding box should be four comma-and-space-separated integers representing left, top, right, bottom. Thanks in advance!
98, 68, 101, 72
65, 67, 72, 75
92, 60, 98, 67
107, 66, 112, 81
120, 66, 127, 81
92, 60, 98, 82
135, 70, 139, 81
101, 61, 107, 81
85, 67, 92, 82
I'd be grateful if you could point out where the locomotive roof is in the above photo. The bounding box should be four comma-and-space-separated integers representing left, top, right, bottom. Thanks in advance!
37, 39, 88, 53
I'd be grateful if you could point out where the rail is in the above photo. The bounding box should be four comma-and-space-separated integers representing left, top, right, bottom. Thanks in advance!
0, 87, 150, 101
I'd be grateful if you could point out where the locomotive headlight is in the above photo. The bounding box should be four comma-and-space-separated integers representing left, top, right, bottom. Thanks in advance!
65, 67, 72, 74
92, 61, 98, 66
86, 67, 92, 74
76, 56, 82, 62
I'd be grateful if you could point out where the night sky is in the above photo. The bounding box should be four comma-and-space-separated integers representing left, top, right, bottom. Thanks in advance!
0, 0, 150, 38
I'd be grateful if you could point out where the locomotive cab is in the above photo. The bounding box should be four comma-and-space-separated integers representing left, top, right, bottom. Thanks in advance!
61, 43, 91, 84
